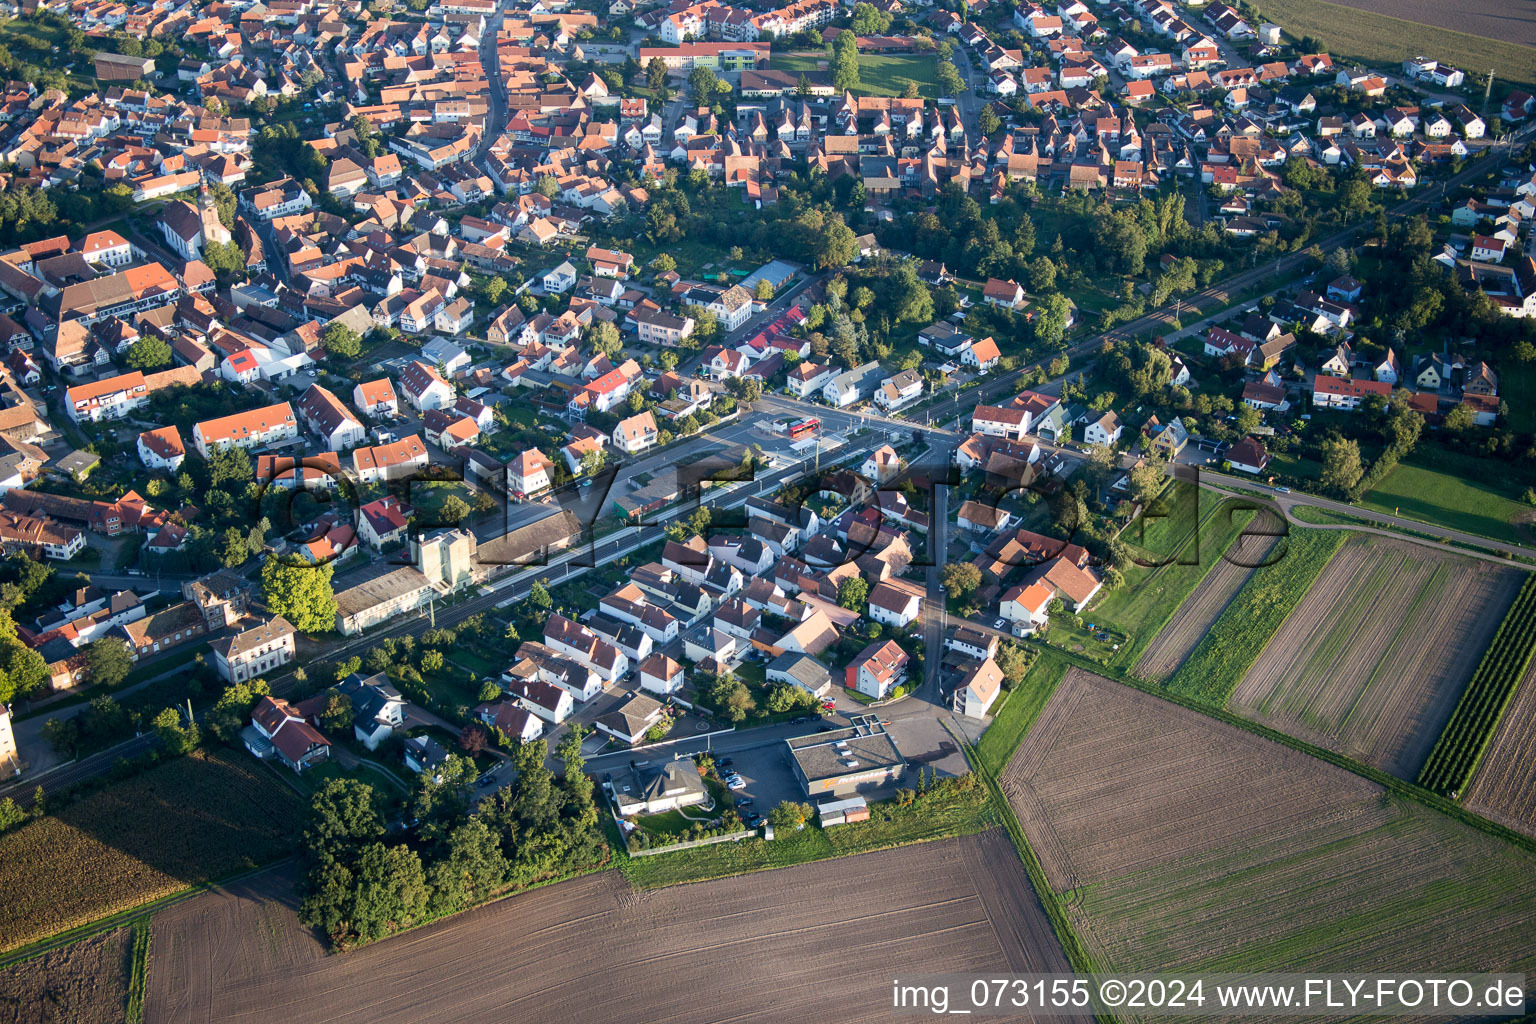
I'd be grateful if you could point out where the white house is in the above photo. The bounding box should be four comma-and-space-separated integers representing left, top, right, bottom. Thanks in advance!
1000, 581, 1053, 636
399, 360, 456, 412
1083, 411, 1122, 446
867, 581, 922, 628
612, 410, 659, 454
822, 361, 884, 407
956, 656, 1004, 719
638, 653, 684, 695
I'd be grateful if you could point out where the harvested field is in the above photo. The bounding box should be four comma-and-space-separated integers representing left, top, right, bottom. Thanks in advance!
1462, 656, 1536, 838
0, 927, 129, 1024
1251, 0, 1536, 88
1001, 669, 1536, 976
0, 751, 304, 953
1325, 0, 1534, 48
147, 833, 1076, 1024
1229, 536, 1521, 778
1134, 520, 1281, 682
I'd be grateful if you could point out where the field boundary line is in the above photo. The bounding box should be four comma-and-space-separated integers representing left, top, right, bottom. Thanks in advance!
0, 857, 294, 970
125, 916, 151, 1024
944, 720, 1115, 1024
1036, 644, 1536, 857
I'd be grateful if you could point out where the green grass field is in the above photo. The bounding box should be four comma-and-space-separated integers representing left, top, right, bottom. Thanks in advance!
1165, 529, 1347, 705
616, 783, 995, 888
770, 52, 942, 98
1361, 455, 1531, 547
1502, 361, 1536, 434
1093, 495, 1267, 670
1249, 0, 1536, 91
976, 653, 1068, 775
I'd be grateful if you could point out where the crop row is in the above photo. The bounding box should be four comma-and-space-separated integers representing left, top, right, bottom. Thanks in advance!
1418, 577, 1536, 795
1164, 530, 1346, 705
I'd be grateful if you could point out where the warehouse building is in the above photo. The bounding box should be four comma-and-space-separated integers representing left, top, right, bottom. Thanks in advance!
786, 715, 906, 797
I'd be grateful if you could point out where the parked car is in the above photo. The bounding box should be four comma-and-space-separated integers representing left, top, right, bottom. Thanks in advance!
734, 796, 753, 807
717, 758, 734, 769
746, 813, 765, 828
816, 725, 833, 733
726, 777, 748, 791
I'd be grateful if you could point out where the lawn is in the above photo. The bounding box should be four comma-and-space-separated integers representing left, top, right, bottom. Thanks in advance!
616, 783, 995, 888
0, 751, 304, 953
1249, 0, 1536, 91
1502, 360, 1536, 434
770, 52, 943, 98
1360, 452, 1532, 547
1093, 495, 1264, 670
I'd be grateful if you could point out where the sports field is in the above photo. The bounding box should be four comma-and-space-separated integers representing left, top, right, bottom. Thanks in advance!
771, 52, 942, 98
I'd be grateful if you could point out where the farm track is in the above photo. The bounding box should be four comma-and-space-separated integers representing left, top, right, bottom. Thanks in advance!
1462, 655, 1536, 838
1229, 536, 1521, 779
146, 834, 1081, 1024
1134, 528, 1280, 682
998, 669, 1536, 992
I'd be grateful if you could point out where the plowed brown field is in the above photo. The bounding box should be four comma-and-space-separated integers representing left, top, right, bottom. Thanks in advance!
147, 833, 1076, 1024
1001, 669, 1536, 978
0, 927, 128, 1024
1462, 655, 1536, 838
1229, 536, 1521, 778
1134, 528, 1280, 682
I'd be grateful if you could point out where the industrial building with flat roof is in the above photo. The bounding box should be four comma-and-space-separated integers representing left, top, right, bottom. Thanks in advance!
785, 716, 907, 797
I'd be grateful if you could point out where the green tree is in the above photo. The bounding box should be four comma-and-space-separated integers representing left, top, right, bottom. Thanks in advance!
754, 277, 774, 301
261, 559, 338, 633
936, 59, 964, 97
344, 842, 430, 944
1319, 436, 1363, 495
941, 562, 981, 601
995, 643, 1030, 687
688, 65, 721, 106
0, 796, 26, 834
151, 707, 199, 755
207, 679, 272, 742
201, 240, 246, 277
646, 56, 669, 93
768, 800, 813, 831
587, 319, 622, 359
318, 688, 355, 733
535, 175, 560, 198
322, 322, 362, 359
1443, 402, 1477, 433
831, 30, 860, 93
482, 276, 507, 306
428, 816, 509, 915
124, 335, 172, 371
83, 637, 132, 689
836, 575, 869, 610
304, 778, 384, 869
977, 104, 1001, 136
1028, 255, 1057, 292
437, 495, 472, 525
0, 610, 50, 704
206, 444, 252, 490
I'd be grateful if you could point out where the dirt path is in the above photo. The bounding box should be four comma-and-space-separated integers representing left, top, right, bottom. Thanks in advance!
1134, 531, 1280, 682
